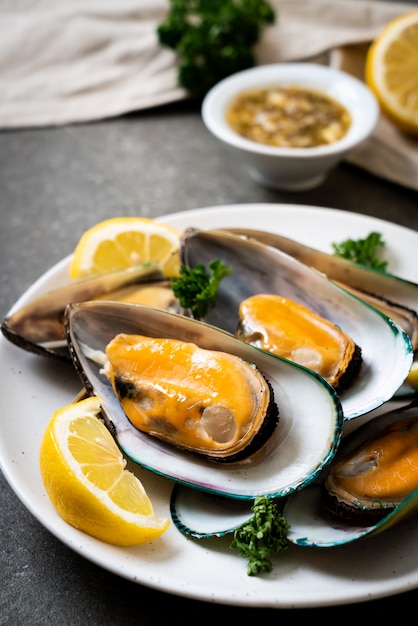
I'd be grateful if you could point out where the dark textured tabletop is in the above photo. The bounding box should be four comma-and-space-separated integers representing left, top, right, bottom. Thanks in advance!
1, 96, 418, 624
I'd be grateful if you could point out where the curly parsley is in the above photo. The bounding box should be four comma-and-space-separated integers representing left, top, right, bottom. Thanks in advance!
230, 496, 290, 576
157, 0, 276, 96
332, 231, 388, 270
171, 259, 231, 319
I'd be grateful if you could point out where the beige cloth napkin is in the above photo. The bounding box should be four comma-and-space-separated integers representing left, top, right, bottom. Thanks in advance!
1, 0, 417, 190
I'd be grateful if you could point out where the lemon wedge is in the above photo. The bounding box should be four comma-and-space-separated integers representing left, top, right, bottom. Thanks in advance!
39, 396, 170, 545
406, 360, 418, 392
69, 217, 181, 279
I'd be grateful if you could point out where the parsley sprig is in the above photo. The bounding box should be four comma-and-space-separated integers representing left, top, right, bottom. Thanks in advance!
157, 0, 276, 96
230, 496, 290, 576
332, 231, 388, 270
171, 259, 231, 319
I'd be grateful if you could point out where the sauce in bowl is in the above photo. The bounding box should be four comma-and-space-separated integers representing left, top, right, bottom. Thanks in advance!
226, 85, 352, 148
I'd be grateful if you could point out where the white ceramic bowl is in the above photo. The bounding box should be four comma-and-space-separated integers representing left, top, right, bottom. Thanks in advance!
201, 63, 379, 191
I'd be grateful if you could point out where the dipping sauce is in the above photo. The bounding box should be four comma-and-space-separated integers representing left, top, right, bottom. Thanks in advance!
226, 85, 352, 148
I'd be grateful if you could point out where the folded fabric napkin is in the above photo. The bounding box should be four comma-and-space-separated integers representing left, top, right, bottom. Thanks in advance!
1, 0, 417, 189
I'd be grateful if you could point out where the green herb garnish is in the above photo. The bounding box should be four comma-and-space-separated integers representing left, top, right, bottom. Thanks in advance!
157, 0, 276, 96
230, 496, 290, 576
332, 231, 388, 270
171, 259, 231, 318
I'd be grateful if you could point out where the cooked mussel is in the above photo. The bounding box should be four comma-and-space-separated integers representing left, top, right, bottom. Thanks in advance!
323, 401, 418, 523
281, 400, 418, 548
225, 228, 418, 351
65, 300, 343, 498
1, 262, 180, 360
101, 332, 279, 463
180, 228, 413, 419
236, 293, 361, 391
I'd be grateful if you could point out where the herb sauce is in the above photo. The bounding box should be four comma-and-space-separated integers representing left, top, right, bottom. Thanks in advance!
226, 85, 352, 148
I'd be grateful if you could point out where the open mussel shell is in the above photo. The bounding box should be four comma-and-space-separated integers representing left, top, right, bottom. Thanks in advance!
1, 262, 176, 361
170, 477, 418, 543
224, 227, 418, 351
223, 227, 418, 399
170, 401, 418, 544
224, 228, 418, 309
283, 400, 418, 547
181, 228, 413, 420
65, 300, 343, 499
170, 484, 254, 538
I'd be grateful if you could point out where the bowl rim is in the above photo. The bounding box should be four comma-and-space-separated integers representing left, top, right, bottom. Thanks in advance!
201, 62, 379, 159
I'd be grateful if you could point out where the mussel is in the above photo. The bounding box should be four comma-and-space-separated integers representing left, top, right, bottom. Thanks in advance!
65, 300, 343, 498
224, 228, 418, 351
170, 400, 418, 544
101, 332, 279, 463
236, 293, 361, 391
323, 401, 418, 523
180, 228, 413, 419
1, 262, 181, 360
282, 400, 418, 547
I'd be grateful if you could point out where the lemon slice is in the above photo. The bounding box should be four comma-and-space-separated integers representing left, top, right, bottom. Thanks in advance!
365, 10, 418, 135
69, 217, 181, 279
406, 360, 418, 392
39, 396, 170, 545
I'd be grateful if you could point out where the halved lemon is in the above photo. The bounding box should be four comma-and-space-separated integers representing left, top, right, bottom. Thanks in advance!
69, 217, 181, 279
39, 396, 170, 545
365, 10, 418, 135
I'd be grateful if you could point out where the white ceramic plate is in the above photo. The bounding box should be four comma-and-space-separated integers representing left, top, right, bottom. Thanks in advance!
1, 203, 418, 609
